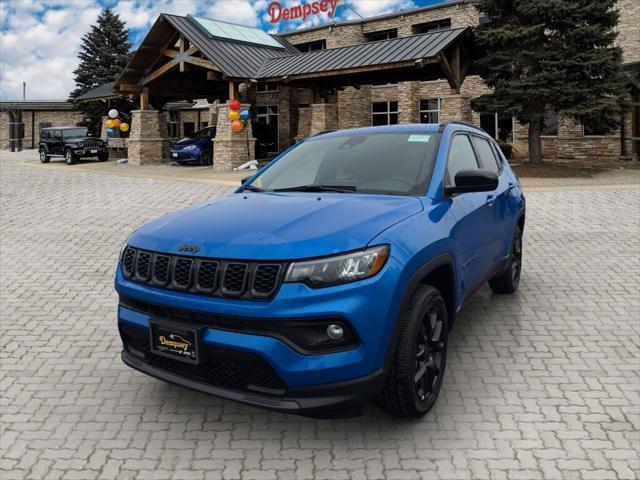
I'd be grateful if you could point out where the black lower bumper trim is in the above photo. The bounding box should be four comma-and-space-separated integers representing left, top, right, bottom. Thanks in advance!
122, 350, 386, 418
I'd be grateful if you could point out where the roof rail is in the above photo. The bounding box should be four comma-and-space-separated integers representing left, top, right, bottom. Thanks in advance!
438, 120, 485, 133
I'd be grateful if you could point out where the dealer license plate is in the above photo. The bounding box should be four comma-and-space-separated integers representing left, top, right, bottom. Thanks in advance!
149, 320, 199, 364
172, 153, 178, 158
90, 149, 97, 154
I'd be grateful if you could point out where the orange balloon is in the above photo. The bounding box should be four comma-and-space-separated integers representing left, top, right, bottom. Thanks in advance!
113, 119, 121, 128
231, 120, 244, 133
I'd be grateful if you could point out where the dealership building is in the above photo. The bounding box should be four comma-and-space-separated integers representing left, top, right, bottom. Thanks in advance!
1, 0, 638, 168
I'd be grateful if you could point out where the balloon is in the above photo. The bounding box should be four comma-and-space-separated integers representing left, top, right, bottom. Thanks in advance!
106, 119, 115, 128
108, 109, 118, 119
231, 120, 244, 133
106, 128, 117, 137
113, 119, 122, 128
229, 99, 240, 111
228, 110, 241, 122
240, 109, 250, 120
119, 122, 129, 132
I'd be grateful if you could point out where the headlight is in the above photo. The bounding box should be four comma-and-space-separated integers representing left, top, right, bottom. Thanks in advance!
182, 145, 197, 151
118, 241, 128, 262
284, 245, 389, 287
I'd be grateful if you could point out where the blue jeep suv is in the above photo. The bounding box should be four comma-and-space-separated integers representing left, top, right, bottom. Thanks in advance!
115, 122, 525, 418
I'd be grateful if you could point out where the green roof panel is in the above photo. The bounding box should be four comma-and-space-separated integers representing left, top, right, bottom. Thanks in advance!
188, 15, 285, 50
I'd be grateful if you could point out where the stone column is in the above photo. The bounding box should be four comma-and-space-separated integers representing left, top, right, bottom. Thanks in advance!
310, 103, 338, 136
337, 85, 371, 129
398, 81, 419, 124
208, 101, 219, 127
213, 103, 255, 171
100, 116, 108, 140
127, 110, 169, 166
0, 112, 10, 151
295, 107, 312, 141
440, 95, 472, 122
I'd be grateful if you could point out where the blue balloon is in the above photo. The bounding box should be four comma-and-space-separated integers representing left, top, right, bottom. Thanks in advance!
240, 109, 250, 120
106, 128, 116, 137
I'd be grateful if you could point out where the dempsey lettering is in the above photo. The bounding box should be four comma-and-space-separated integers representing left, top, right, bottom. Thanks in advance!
268, 0, 339, 24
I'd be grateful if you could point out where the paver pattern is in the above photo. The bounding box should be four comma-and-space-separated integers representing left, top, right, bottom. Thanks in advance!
1, 155, 639, 480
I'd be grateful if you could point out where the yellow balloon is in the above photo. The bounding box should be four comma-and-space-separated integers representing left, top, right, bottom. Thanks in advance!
119, 122, 129, 132
228, 110, 240, 122
106, 119, 115, 128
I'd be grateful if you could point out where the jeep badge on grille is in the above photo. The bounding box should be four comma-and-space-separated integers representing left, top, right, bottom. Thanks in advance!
178, 244, 200, 254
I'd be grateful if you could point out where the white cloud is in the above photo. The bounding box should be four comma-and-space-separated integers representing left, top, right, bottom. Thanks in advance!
0, 1, 101, 100
207, 0, 268, 27
344, 0, 417, 19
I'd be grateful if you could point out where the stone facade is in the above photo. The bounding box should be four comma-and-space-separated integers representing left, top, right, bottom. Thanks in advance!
213, 103, 255, 171
127, 110, 169, 166
0, 109, 84, 150
617, 0, 640, 65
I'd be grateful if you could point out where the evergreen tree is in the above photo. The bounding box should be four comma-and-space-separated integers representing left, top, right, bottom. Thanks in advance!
471, 0, 628, 163
70, 9, 133, 136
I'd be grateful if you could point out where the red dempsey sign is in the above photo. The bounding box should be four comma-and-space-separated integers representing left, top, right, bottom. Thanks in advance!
268, 0, 339, 23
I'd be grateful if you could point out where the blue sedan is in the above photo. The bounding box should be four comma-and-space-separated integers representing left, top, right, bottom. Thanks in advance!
170, 126, 215, 165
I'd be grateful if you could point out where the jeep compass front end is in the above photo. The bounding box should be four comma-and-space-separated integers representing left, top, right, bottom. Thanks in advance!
115, 123, 525, 418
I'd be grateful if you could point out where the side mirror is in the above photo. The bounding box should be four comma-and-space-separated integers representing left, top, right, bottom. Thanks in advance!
446, 169, 498, 195
240, 175, 252, 185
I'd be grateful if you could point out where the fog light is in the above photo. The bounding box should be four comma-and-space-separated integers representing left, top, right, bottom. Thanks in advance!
326, 324, 344, 340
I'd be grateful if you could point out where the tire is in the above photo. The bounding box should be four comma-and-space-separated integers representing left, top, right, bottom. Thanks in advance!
199, 149, 212, 166
489, 224, 523, 294
377, 285, 448, 418
39, 148, 50, 163
64, 149, 76, 165
98, 152, 109, 162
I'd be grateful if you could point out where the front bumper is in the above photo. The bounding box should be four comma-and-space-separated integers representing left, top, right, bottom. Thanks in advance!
170, 149, 199, 162
122, 349, 385, 417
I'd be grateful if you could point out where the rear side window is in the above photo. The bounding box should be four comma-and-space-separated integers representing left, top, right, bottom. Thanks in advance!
471, 136, 500, 173
446, 134, 478, 187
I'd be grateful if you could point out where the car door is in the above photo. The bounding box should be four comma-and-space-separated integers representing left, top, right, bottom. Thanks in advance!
52, 130, 63, 155
445, 133, 496, 296
469, 134, 511, 264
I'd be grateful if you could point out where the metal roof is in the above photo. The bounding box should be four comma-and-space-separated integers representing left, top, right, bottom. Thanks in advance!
0, 101, 76, 111
75, 81, 118, 101
163, 15, 298, 79
256, 27, 467, 79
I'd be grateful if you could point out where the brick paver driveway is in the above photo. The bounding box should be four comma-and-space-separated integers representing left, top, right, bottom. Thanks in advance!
1, 156, 639, 480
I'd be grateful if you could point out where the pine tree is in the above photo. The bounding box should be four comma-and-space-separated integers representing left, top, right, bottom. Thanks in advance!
471, 0, 628, 163
70, 9, 133, 136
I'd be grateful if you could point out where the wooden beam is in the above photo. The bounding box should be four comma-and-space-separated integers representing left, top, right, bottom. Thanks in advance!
140, 87, 149, 110
183, 55, 222, 72
142, 58, 178, 85
228, 81, 236, 100
161, 48, 179, 58
439, 52, 459, 92
179, 35, 185, 73
186, 44, 199, 56
119, 83, 143, 94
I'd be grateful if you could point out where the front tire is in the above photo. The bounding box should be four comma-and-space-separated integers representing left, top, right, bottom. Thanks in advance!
489, 224, 523, 294
64, 149, 76, 165
199, 149, 212, 166
39, 148, 50, 163
377, 285, 448, 418
98, 152, 109, 162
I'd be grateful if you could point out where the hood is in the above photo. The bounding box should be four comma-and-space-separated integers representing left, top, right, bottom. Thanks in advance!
128, 192, 423, 260
174, 137, 194, 145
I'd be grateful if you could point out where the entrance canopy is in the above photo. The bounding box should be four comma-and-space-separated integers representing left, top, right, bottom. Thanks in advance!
113, 13, 473, 104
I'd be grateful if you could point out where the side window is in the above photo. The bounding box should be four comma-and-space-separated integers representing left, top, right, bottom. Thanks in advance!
490, 141, 504, 169
471, 136, 500, 173
447, 134, 479, 186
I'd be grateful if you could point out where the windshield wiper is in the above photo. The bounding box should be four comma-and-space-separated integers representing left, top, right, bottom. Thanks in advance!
242, 185, 263, 192
272, 184, 357, 193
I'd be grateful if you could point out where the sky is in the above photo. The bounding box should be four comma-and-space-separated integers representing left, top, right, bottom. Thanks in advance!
0, 0, 444, 101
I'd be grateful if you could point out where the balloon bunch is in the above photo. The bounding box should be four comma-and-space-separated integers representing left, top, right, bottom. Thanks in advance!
227, 99, 250, 134
105, 109, 129, 137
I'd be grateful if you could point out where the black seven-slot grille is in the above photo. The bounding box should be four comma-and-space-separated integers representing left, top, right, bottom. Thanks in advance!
122, 247, 284, 300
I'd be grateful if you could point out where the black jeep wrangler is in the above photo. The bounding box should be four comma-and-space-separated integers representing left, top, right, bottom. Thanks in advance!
39, 127, 109, 165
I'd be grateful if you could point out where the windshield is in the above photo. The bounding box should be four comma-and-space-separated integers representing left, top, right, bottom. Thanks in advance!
63, 128, 88, 139
249, 132, 439, 196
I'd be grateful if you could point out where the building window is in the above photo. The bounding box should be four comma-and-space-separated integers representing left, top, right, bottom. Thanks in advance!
583, 120, 608, 136
480, 112, 514, 142
255, 106, 279, 154
183, 122, 196, 137
367, 29, 398, 42
413, 18, 451, 34
295, 40, 326, 52
419, 98, 440, 124
372, 101, 398, 126
200, 121, 208, 129
541, 110, 558, 136
257, 83, 279, 93
168, 110, 180, 138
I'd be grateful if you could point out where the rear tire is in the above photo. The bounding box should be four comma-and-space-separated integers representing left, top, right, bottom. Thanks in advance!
377, 285, 448, 418
39, 148, 50, 163
489, 224, 522, 294
64, 149, 76, 165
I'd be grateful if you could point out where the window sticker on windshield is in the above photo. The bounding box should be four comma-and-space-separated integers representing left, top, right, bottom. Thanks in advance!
408, 135, 431, 143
